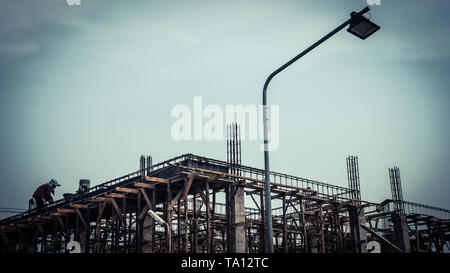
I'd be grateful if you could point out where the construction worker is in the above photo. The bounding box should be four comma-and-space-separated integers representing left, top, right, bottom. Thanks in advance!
32, 179, 61, 214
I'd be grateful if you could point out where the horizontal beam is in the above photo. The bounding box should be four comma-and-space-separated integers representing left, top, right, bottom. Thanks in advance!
134, 182, 155, 189
145, 176, 169, 183
50, 212, 64, 216
105, 193, 127, 199
70, 203, 89, 209
57, 208, 77, 214
91, 197, 111, 202
115, 187, 139, 194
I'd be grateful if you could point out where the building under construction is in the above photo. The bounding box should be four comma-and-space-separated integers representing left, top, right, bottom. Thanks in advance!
0, 126, 449, 253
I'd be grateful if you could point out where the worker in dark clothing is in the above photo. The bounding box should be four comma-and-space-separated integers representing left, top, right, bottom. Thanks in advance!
32, 179, 61, 214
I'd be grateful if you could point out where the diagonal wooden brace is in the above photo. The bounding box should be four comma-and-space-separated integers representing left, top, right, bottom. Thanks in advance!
110, 198, 124, 224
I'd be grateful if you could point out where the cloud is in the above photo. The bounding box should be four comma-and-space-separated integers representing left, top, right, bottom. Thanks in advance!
0, 40, 39, 60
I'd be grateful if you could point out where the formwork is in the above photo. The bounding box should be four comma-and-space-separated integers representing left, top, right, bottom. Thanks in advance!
0, 154, 448, 253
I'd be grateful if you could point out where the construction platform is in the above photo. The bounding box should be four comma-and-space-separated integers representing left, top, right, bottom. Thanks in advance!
0, 154, 449, 253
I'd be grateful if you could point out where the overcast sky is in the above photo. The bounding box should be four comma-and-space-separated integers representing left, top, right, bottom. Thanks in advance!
0, 0, 449, 218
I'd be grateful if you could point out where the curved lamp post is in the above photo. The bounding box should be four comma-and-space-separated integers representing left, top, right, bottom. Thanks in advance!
262, 6, 380, 253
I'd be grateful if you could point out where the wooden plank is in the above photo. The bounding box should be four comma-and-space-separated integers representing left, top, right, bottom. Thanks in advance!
171, 163, 224, 176
179, 171, 234, 184
37, 215, 52, 220
116, 187, 139, 194
50, 212, 64, 216
92, 197, 111, 202
145, 176, 169, 183
90, 198, 106, 202
105, 193, 127, 199
134, 182, 155, 189
70, 203, 88, 209
58, 208, 77, 214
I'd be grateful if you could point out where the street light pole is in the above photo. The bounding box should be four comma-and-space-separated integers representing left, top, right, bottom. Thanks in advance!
262, 6, 378, 253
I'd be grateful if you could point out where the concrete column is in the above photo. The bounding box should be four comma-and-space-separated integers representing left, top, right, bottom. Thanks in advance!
348, 206, 368, 253
392, 213, 411, 253
79, 229, 87, 253
142, 216, 153, 253
142, 190, 155, 253
359, 210, 368, 253
308, 234, 319, 253
77, 213, 88, 253
232, 185, 246, 253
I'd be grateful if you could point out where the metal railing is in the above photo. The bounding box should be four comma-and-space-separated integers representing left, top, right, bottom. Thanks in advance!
365, 200, 450, 220
0, 153, 353, 226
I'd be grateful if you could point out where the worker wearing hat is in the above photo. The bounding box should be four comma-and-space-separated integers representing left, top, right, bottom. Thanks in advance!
32, 179, 61, 214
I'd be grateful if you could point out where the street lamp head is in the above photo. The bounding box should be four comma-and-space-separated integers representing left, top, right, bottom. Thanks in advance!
347, 10, 380, 40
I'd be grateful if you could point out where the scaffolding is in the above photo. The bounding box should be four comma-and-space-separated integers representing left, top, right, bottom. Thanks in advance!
0, 154, 448, 253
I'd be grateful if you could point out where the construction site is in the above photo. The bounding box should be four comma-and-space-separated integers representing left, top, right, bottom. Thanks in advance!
0, 124, 449, 254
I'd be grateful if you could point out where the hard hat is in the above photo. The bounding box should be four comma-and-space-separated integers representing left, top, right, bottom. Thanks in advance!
49, 179, 61, 187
